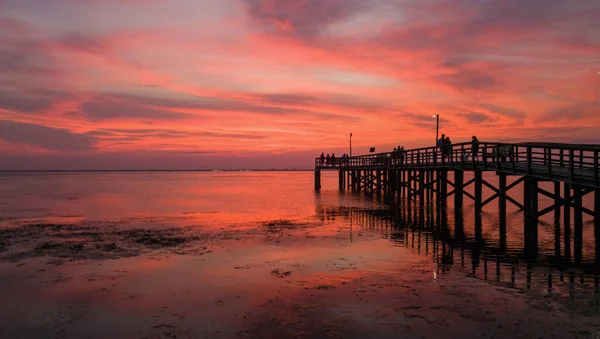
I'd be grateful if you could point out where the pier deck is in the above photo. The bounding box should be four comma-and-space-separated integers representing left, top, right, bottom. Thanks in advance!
315, 141, 600, 262
315, 142, 600, 189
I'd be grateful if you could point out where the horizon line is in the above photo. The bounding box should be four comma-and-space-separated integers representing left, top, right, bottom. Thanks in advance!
0, 169, 314, 173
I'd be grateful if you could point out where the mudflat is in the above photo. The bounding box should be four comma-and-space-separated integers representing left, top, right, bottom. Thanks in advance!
1, 219, 599, 339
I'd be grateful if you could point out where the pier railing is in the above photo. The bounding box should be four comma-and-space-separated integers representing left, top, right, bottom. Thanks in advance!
316, 142, 600, 187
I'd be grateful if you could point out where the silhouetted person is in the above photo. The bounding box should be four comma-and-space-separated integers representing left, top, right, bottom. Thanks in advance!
399, 146, 405, 165
320, 152, 325, 165
438, 134, 446, 162
331, 153, 336, 165
437, 134, 446, 149
326, 153, 330, 166
471, 136, 480, 161
444, 136, 452, 161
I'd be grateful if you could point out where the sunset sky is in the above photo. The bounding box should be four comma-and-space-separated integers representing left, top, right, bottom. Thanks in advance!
0, 0, 599, 170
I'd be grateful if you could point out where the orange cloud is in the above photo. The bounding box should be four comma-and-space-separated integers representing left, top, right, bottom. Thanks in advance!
0, 0, 599, 169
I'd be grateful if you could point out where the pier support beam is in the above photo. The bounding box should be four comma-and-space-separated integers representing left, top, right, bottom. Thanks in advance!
499, 173, 507, 250
474, 171, 482, 213
564, 183, 571, 263
419, 170, 425, 228
595, 189, 600, 266
574, 185, 583, 264
376, 169, 382, 195
314, 170, 321, 191
419, 170, 425, 206
395, 170, 401, 199
435, 170, 441, 206
339, 169, 345, 191
440, 171, 448, 203
440, 171, 448, 230
428, 171, 434, 206
524, 177, 539, 258
454, 170, 464, 217
474, 171, 483, 242
554, 182, 561, 260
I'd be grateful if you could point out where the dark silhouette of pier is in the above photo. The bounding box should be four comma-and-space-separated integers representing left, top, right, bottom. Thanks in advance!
315, 141, 600, 262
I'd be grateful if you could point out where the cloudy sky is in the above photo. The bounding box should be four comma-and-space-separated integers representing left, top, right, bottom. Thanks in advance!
0, 0, 599, 169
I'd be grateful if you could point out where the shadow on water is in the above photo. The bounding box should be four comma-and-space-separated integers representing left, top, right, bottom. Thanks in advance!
316, 192, 600, 303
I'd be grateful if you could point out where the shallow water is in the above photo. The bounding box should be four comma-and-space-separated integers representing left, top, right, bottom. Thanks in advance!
0, 171, 599, 338
0, 171, 382, 228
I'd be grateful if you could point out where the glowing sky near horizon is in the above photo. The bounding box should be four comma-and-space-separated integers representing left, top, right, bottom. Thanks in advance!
0, 0, 599, 169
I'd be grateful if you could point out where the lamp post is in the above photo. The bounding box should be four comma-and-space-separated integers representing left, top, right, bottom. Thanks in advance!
349, 132, 353, 157
433, 114, 439, 146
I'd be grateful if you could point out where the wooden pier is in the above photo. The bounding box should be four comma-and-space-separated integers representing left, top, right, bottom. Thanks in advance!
315, 141, 600, 260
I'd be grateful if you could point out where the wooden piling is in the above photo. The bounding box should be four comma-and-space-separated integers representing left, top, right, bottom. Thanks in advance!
376, 169, 382, 194
440, 171, 448, 203
338, 169, 345, 191
454, 170, 464, 217
499, 173, 507, 250
524, 177, 539, 258
314, 169, 321, 191
427, 170, 432, 211
474, 171, 482, 213
554, 181, 561, 259
474, 171, 483, 242
419, 170, 425, 206
564, 182, 571, 263
455, 198, 465, 240
574, 185, 583, 264
407, 171, 413, 201
401, 171, 406, 198
435, 170, 441, 205
595, 189, 600, 266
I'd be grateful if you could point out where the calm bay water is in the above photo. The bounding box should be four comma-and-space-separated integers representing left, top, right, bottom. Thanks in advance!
0, 170, 597, 271
0, 171, 375, 228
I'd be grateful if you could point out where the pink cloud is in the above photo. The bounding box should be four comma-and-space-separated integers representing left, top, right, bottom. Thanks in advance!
0, 0, 599, 169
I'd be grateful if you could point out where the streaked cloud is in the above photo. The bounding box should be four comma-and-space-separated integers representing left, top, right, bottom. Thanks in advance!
0, 0, 598, 169
0, 120, 96, 151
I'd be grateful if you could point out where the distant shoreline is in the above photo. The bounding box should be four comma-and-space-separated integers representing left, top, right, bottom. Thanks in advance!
0, 169, 313, 173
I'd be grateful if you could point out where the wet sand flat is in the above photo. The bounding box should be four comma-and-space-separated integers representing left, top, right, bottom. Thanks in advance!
1, 219, 599, 339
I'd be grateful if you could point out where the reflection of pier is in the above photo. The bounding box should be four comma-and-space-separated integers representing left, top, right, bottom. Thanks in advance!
339, 207, 600, 301
315, 142, 600, 262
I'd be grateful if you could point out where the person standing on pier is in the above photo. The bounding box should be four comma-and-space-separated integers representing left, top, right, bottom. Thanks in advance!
471, 136, 480, 161
326, 153, 330, 166
399, 146, 405, 166
444, 136, 452, 161
437, 134, 446, 149
438, 134, 446, 162
320, 152, 325, 165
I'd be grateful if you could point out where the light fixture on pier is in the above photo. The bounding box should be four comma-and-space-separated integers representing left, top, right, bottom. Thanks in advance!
349, 132, 353, 157
433, 114, 440, 146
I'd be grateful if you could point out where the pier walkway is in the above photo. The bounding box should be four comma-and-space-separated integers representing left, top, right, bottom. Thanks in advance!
315, 141, 600, 262
315, 142, 600, 189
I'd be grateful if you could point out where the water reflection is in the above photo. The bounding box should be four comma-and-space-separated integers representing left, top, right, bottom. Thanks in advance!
317, 198, 600, 302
